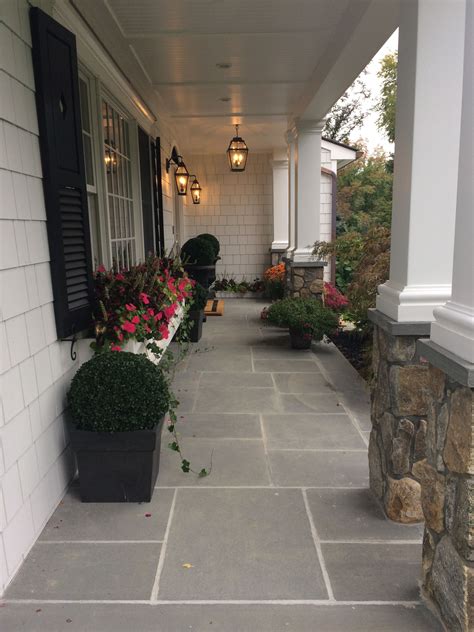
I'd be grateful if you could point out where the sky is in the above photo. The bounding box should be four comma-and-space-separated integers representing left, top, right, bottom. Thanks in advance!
348, 30, 399, 153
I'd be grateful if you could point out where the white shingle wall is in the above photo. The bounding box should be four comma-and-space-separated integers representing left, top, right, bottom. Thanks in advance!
183, 153, 273, 280
0, 2, 77, 595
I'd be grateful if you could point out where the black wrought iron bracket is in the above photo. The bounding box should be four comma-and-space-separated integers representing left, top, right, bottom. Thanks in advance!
61, 326, 78, 361
166, 146, 182, 172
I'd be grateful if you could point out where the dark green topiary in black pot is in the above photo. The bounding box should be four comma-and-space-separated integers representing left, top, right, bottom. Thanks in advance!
68, 352, 171, 502
197, 233, 220, 257
181, 237, 218, 288
187, 282, 209, 342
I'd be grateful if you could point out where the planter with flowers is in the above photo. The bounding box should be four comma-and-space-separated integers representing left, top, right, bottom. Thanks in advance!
266, 297, 339, 349
264, 263, 286, 301
68, 351, 171, 502
92, 255, 194, 362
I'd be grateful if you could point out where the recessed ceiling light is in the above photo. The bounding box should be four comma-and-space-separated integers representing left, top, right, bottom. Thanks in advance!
216, 62, 232, 69
218, 97, 231, 102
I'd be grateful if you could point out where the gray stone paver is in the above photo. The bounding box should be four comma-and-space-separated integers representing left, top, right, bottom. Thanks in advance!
1, 300, 443, 631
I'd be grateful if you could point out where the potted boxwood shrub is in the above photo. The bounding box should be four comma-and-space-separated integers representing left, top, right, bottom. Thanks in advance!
197, 233, 220, 258
188, 282, 208, 342
181, 236, 219, 288
68, 352, 171, 502
266, 297, 339, 349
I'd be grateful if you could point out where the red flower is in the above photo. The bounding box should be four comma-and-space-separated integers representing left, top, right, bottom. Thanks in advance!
115, 273, 125, 281
147, 308, 155, 316
164, 304, 176, 320
139, 292, 150, 305
131, 315, 140, 324
159, 324, 169, 339
111, 344, 122, 352
144, 324, 151, 333
125, 303, 137, 312
117, 332, 124, 342
97, 264, 106, 273
178, 279, 188, 292
121, 321, 136, 333
142, 313, 150, 321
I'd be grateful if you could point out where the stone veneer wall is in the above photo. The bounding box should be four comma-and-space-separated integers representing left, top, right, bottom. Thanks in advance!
417, 367, 473, 631
286, 262, 325, 299
369, 322, 431, 522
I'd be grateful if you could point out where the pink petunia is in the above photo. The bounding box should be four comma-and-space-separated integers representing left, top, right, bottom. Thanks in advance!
154, 311, 163, 322
164, 304, 176, 320
142, 313, 150, 321
115, 273, 125, 281
159, 324, 169, 339
147, 308, 155, 316
117, 332, 124, 342
121, 321, 136, 333
131, 315, 140, 324
125, 303, 137, 312
111, 345, 122, 352
97, 264, 106, 273
139, 292, 150, 305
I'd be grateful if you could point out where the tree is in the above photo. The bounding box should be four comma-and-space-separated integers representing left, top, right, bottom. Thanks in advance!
323, 74, 370, 143
376, 51, 398, 143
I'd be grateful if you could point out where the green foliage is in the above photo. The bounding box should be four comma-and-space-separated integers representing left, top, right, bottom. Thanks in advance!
376, 51, 397, 144
336, 148, 393, 232
324, 74, 370, 143
181, 237, 216, 265
68, 352, 171, 432
190, 282, 208, 311
266, 297, 339, 341
197, 233, 220, 257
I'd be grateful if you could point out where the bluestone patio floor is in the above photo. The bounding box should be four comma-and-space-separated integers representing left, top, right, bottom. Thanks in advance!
1, 300, 442, 631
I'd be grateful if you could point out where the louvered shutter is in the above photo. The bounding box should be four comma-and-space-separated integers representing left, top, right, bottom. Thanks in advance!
138, 127, 155, 256
30, 7, 94, 339
151, 137, 165, 256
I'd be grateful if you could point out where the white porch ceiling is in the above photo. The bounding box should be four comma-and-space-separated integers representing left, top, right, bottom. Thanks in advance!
74, 0, 399, 153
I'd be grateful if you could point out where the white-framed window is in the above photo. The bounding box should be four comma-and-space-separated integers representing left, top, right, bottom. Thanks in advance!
78, 72, 101, 265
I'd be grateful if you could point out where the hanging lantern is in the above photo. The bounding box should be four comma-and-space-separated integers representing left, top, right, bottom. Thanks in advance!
226, 124, 249, 171
174, 160, 189, 196
166, 146, 189, 195
190, 177, 202, 204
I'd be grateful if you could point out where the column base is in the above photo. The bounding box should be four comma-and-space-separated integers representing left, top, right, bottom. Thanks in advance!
431, 301, 474, 364
270, 244, 288, 266
376, 280, 452, 323
368, 310, 431, 523
285, 260, 326, 299
414, 341, 474, 632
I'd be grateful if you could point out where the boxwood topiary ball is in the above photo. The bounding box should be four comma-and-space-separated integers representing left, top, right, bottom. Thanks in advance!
181, 237, 216, 265
197, 233, 220, 257
68, 352, 171, 432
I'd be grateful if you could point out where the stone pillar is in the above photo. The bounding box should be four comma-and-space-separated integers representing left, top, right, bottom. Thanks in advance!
415, 8, 474, 629
368, 310, 430, 522
376, 0, 465, 322
270, 150, 289, 265
286, 261, 325, 300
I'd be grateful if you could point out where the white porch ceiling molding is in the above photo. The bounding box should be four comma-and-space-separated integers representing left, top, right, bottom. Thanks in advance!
72, 0, 399, 154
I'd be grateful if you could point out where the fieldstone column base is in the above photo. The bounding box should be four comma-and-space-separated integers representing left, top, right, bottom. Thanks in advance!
416, 339, 474, 632
285, 260, 325, 299
368, 309, 431, 523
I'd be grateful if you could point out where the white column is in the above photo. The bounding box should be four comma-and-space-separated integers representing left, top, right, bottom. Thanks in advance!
286, 130, 297, 258
430, 1, 473, 364
293, 119, 324, 262
271, 150, 289, 251
376, 0, 466, 322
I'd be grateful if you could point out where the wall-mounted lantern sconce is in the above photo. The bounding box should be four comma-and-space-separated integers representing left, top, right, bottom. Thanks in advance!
227, 124, 249, 172
166, 146, 189, 195
189, 176, 202, 204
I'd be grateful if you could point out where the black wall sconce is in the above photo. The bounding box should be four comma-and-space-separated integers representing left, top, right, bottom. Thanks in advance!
166, 146, 189, 195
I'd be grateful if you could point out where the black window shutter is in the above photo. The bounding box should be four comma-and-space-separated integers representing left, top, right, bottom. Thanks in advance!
138, 127, 155, 256
152, 137, 165, 256
30, 7, 94, 339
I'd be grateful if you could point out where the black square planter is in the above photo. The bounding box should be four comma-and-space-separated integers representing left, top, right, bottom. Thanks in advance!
69, 416, 165, 503
189, 309, 204, 342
